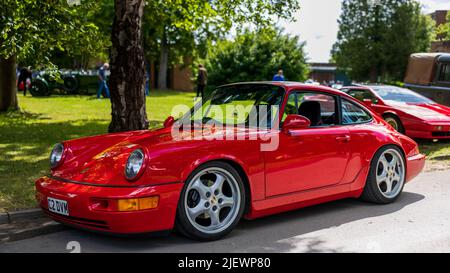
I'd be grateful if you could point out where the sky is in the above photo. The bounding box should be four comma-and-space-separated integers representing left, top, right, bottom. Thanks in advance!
279, 0, 450, 63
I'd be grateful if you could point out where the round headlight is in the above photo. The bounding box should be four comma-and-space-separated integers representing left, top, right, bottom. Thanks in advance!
50, 143, 65, 168
125, 149, 145, 181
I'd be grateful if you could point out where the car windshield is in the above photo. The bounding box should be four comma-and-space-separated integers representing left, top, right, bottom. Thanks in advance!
371, 86, 434, 104
183, 84, 285, 128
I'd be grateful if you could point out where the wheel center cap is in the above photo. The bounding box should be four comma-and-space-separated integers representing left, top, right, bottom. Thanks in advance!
210, 196, 217, 205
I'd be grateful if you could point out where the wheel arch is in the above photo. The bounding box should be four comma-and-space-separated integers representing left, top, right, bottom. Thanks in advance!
352, 141, 407, 193
368, 143, 407, 179
360, 143, 408, 203
382, 111, 399, 119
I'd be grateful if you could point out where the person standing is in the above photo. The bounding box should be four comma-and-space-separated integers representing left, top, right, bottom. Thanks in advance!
272, 69, 285, 82
97, 63, 110, 99
18, 66, 32, 96
196, 64, 208, 97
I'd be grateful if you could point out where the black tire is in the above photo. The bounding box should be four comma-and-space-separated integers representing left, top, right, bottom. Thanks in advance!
360, 145, 406, 204
176, 161, 246, 241
63, 76, 79, 94
383, 114, 405, 134
30, 79, 51, 97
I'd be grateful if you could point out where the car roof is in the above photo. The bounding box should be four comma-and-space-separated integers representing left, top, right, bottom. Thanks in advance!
353, 83, 399, 88
343, 83, 403, 90
219, 81, 349, 97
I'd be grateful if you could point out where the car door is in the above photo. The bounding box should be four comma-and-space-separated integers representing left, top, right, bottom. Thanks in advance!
264, 91, 351, 197
338, 98, 377, 184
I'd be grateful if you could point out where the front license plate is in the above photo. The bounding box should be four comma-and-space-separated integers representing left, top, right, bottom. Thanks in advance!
47, 197, 69, 216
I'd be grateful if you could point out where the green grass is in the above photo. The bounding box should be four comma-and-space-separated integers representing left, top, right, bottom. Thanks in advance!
0, 91, 449, 212
0, 91, 195, 212
417, 139, 450, 172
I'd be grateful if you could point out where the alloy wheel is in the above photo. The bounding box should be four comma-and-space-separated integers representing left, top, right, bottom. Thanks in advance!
184, 167, 241, 234
375, 149, 405, 198
385, 117, 399, 131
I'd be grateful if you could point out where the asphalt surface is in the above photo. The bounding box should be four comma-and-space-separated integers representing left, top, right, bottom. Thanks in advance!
1, 170, 449, 253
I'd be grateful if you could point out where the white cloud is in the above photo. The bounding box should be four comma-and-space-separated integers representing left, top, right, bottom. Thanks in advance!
419, 0, 450, 13
280, 0, 450, 63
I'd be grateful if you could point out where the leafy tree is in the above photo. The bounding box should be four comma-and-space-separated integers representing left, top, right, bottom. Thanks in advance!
144, 0, 301, 90
204, 28, 309, 90
109, 0, 301, 132
52, 0, 114, 68
332, 0, 435, 82
0, 0, 104, 111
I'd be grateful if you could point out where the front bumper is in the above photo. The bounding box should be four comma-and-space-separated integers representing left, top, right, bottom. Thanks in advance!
35, 176, 183, 234
405, 154, 426, 183
406, 123, 450, 139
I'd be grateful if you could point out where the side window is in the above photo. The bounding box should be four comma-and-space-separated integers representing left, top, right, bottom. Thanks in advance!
347, 89, 377, 103
298, 92, 337, 127
282, 92, 338, 127
438, 64, 450, 82
341, 99, 372, 125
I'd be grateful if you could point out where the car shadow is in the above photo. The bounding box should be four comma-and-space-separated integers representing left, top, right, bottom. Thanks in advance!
60, 191, 424, 253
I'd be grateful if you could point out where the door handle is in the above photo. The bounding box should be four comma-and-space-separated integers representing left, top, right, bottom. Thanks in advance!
336, 135, 351, 142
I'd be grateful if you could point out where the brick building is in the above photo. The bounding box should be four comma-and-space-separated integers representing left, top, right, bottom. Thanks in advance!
430, 10, 450, 53
149, 59, 194, 92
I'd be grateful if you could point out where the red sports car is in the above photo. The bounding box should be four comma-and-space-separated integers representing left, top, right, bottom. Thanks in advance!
342, 84, 450, 139
36, 82, 425, 241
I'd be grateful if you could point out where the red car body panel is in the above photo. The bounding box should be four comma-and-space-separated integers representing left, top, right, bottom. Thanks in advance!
343, 86, 450, 139
35, 82, 426, 234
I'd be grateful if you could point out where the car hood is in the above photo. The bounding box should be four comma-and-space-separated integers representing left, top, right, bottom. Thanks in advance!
386, 102, 450, 122
51, 125, 262, 186
51, 129, 163, 185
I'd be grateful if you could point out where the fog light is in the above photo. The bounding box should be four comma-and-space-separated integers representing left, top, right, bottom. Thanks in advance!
117, 196, 159, 212
90, 198, 110, 211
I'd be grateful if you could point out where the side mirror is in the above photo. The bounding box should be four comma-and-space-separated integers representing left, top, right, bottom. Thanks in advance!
283, 114, 311, 132
362, 99, 374, 107
163, 116, 175, 128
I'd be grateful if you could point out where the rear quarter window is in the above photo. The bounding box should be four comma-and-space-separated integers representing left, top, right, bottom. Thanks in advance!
341, 99, 372, 125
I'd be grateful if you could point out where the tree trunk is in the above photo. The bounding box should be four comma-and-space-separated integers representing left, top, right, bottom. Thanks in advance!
108, 0, 148, 133
369, 65, 379, 83
157, 31, 169, 90
0, 55, 19, 112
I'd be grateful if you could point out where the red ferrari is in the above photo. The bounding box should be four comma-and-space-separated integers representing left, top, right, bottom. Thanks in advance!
342, 84, 450, 139
36, 82, 425, 241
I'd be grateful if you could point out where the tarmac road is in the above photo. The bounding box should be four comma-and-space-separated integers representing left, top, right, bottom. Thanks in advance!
1, 170, 449, 253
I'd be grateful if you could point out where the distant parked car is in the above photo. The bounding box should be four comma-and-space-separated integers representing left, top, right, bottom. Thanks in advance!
30, 69, 106, 97
404, 53, 450, 106
342, 84, 450, 139
304, 79, 320, 86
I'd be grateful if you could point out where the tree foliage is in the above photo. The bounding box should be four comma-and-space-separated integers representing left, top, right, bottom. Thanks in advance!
332, 0, 435, 82
0, 0, 106, 111
436, 11, 450, 41
143, 0, 301, 89
205, 28, 309, 90
0, 0, 105, 68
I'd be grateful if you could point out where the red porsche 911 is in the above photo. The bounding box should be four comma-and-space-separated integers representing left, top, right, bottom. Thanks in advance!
342, 84, 450, 139
36, 82, 425, 241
